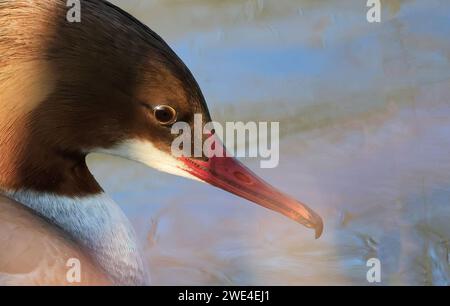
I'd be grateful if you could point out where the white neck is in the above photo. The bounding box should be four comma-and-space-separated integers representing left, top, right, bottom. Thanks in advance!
3, 189, 149, 285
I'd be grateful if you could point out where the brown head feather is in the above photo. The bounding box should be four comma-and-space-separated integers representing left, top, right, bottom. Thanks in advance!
0, 0, 211, 195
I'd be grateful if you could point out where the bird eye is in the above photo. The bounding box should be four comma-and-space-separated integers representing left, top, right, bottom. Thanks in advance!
153, 105, 177, 125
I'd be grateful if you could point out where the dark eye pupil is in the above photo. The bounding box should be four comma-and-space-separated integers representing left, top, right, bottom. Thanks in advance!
157, 110, 170, 121
154, 106, 176, 124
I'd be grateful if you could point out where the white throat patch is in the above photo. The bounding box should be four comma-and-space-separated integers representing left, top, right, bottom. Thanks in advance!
93, 139, 203, 182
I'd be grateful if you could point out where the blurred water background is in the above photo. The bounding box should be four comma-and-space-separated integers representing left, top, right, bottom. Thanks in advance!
87, 0, 450, 285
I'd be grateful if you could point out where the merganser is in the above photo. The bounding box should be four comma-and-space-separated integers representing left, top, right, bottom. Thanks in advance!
0, 0, 323, 285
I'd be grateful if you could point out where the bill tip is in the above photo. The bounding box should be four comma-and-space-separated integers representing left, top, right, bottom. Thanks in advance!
314, 217, 324, 239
